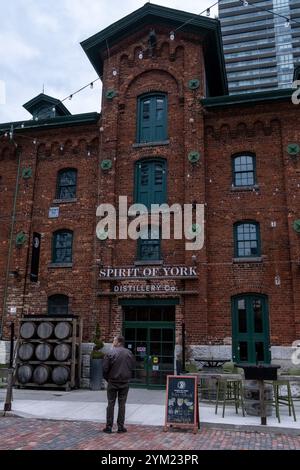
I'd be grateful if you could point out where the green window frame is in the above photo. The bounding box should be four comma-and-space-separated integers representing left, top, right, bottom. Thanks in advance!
232, 294, 271, 364
232, 153, 256, 187
48, 294, 69, 316
234, 221, 261, 258
56, 168, 77, 200
138, 226, 161, 261
52, 230, 73, 264
137, 94, 168, 143
135, 158, 167, 209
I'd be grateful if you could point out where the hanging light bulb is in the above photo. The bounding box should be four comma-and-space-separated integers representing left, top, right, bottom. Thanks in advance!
33, 139, 37, 145
206, 8, 211, 17
138, 51, 144, 60
112, 69, 118, 77
21, 123, 24, 128
90, 82, 94, 89
69, 94, 73, 100
285, 18, 290, 27
242, 0, 248, 6
170, 31, 175, 41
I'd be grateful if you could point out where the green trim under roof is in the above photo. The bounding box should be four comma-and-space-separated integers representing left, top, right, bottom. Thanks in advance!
0, 112, 100, 133
81, 3, 228, 97
119, 298, 180, 307
201, 88, 293, 108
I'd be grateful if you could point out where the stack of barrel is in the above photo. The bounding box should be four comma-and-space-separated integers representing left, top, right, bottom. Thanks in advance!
16, 317, 79, 389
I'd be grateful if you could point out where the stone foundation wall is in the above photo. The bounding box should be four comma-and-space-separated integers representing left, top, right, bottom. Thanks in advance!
0, 341, 10, 365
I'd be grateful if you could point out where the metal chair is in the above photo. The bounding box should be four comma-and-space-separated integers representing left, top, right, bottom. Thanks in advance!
215, 363, 245, 418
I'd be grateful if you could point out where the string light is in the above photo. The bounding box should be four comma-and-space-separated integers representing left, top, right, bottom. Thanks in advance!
169, 31, 175, 41
285, 18, 290, 28
138, 51, 144, 60
206, 8, 211, 17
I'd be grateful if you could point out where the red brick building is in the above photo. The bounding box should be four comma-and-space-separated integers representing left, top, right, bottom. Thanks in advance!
0, 4, 299, 386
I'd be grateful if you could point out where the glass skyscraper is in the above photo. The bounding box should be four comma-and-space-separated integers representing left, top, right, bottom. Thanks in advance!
219, 0, 300, 94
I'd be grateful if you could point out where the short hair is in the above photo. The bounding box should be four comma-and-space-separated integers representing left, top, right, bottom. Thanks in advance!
116, 336, 125, 346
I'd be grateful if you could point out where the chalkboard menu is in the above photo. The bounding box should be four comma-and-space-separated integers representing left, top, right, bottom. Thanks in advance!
164, 375, 199, 433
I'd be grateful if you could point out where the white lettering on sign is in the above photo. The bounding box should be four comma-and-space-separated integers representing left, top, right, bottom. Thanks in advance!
113, 285, 178, 293
99, 266, 197, 280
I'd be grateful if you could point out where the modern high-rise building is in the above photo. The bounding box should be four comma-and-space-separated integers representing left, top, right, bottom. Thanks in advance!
219, 0, 300, 94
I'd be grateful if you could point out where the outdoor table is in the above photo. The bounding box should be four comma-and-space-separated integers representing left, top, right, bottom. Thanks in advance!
194, 358, 228, 368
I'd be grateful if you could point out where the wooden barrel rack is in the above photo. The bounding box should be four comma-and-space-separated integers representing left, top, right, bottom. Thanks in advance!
16, 316, 82, 391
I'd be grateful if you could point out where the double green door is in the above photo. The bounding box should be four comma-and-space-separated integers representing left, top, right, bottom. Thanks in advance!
124, 322, 175, 388
232, 294, 271, 364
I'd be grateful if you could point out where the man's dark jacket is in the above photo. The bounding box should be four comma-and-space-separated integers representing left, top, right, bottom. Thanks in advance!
103, 347, 136, 383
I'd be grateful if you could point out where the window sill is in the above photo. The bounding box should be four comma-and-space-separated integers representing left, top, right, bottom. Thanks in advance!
134, 260, 164, 266
233, 257, 263, 264
132, 140, 170, 149
53, 198, 77, 204
231, 185, 259, 192
48, 263, 73, 269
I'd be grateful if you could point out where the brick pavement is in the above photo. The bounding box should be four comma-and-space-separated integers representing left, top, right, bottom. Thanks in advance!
0, 417, 300, 450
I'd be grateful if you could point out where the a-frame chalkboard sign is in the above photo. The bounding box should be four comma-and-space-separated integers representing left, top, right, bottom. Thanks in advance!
164, 375, 199, 434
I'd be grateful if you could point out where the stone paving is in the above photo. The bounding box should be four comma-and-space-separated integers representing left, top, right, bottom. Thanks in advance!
0, 417, 300, 450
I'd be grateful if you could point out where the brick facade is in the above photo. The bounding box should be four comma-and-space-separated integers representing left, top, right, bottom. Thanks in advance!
0, 5, 299, 366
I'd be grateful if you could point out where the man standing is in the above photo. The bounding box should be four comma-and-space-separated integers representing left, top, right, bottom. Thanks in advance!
102, 336, 136, 434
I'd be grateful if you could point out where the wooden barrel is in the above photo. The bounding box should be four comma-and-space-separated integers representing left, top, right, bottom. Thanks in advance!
20, 322, 36, 339
33, 365, 51, 385
52, 366, 70, 385
54, 322, 72, 340
35, 343, 52, 362
18, 343, 35, 361
54, 343, 71, 362
37, 322, 54, 339
17, 365, 33, 384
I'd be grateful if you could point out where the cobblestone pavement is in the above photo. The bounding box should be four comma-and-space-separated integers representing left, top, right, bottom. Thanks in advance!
0, 417, 300, 450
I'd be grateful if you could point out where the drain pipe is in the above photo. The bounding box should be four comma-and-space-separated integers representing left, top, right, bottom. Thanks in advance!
1, 136, 22, 339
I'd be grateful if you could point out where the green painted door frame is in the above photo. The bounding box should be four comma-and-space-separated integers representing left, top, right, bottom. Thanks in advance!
232, 294, 271, 364
124, 321, 175, 389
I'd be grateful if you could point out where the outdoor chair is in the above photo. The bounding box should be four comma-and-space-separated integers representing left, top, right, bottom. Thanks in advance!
215, 362, 245, 418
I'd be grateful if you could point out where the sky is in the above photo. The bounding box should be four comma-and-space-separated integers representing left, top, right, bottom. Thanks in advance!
0, 0, 218, 123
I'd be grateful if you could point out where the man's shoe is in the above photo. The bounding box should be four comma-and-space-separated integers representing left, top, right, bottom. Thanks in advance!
103, 427, 112, 434
117, 427, 127, 433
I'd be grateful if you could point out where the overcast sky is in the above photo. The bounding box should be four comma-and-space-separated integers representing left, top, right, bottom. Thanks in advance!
0, 0, 218, 123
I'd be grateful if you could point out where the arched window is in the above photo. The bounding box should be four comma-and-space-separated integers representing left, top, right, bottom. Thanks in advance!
135, 158, 167, 209
137, 94, 168, 143
234, 221, 261, 258
138, 225, 161, 261
52, 230, 73, 264
56, 168, 77, 200
48, 295, 69, 316
232, 153, 256, 187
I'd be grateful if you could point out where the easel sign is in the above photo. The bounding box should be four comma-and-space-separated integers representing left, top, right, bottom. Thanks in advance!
164, 375, 199, 434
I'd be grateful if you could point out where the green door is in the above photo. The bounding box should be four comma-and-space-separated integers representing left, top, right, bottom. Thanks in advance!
232, 294, 271, 364
124, 322, 175, 388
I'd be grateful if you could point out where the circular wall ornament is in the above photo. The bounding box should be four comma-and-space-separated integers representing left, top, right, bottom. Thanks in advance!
22, 168, 33, 179
293, 220, 300, 233
188, 151, 200, 164
101, 159, 113, 171
188, 79, 200, 90
97, 229, 109, 241
16, 231, 27, 246
287, 143, 300, 156
105, 89, 117, 100
189, 224, 201, 238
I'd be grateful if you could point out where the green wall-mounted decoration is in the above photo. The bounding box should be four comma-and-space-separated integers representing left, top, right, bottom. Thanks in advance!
293, 220, 300, 233
188, 151, 200, 164
101, 159, 113, 171
97, 229, 109, 241
188, 79, 200, 90
189, 224, 201, 238
106, 89, 117, 100
287, 143, 300, 156
16, 231, 27, 246
22, 168, 33, 179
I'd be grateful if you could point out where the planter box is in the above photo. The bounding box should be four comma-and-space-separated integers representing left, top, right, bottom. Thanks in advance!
90, 358, 104, 391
